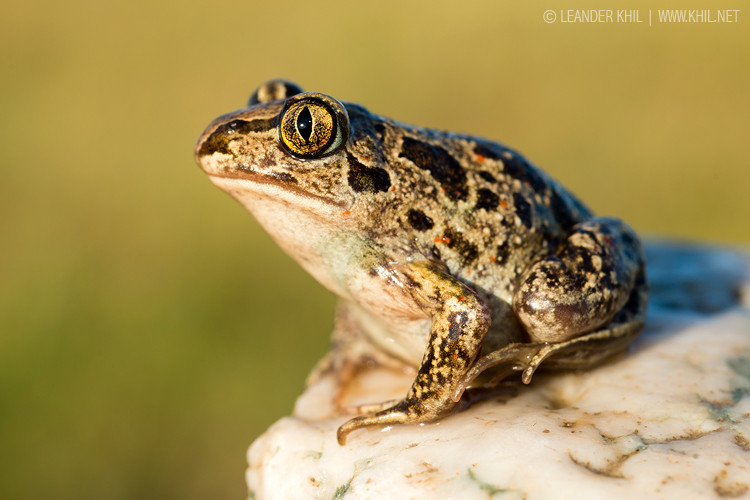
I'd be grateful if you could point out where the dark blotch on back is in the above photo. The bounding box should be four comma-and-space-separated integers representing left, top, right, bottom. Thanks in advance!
444, 227, 479, 264
513, 192, 533, 228
400, 137, 467, 200
406, 209, 434, 231
347, 153, 391, 193
478, 171, 497, 183
473, 142, 507, 160
475, 188, 499, 211
476, 140, 549, 193
504, 155, 548, 194
198, 118, 276, 157
495, 242, 510, 265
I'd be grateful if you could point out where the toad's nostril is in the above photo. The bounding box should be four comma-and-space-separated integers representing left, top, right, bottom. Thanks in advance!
195, 115, 278, 162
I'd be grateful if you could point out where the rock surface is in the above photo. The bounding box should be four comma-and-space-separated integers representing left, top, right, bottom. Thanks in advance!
247, 243, 750, 499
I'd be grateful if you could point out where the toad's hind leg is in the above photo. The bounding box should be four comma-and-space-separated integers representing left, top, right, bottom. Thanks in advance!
454, 218, 648, 400
456, 258, 648, 399
513, 217, 645, 344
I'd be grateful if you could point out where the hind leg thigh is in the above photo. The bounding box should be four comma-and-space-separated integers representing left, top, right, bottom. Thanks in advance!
513, 217, 645, 343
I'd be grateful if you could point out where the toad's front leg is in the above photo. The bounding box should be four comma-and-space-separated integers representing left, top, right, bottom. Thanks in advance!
336, 262, 490, 445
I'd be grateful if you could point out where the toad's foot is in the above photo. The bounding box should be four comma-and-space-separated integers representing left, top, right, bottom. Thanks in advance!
455, 319, 646, 401
336, 383, 517, 445
337, 398, 453, 445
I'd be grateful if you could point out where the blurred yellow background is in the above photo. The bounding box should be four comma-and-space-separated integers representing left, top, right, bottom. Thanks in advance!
1, 0, 747, 498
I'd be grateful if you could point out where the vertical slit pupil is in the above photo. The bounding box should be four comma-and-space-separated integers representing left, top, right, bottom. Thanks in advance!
296, 106, 313, 142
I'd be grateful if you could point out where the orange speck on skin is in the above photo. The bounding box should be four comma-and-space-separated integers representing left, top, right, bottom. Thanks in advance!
434, 235, 451, 244
391, 186, 396, 191
341, 210, 351, 216
476, 155, 485, 163
458, 295, 466, 301
489, 256, 497, 262
500, 201, 509, 209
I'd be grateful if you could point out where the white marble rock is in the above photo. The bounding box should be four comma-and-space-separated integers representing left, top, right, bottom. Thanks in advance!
247, 244, 750, 499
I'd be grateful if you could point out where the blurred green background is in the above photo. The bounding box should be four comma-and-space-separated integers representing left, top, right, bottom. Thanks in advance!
1, 0, 747, 498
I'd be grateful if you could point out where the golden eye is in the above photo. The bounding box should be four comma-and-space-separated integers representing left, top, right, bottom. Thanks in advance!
279, 98, 342, 158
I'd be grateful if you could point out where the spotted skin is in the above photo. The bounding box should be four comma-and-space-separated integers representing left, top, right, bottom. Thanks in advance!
194, 80, 648, 445
406, 209, 434, 231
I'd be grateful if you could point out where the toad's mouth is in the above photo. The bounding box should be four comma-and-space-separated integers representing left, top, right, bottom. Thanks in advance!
206, 170, 348, 212
195, 138, 350, 213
